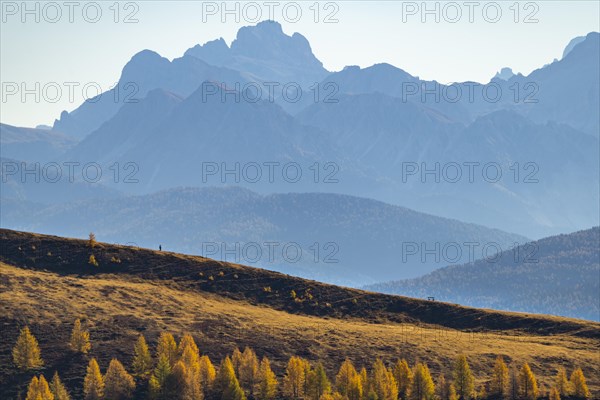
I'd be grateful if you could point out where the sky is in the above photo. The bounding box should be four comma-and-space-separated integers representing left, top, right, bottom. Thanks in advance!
1, 0, 599, 127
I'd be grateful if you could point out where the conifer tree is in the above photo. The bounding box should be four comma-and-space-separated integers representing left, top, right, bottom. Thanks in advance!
153, 354, 172, 394
359, 367, 369, 392
25, 375, 54, 400
555, 367, 570, 397
164, 361, 189, 400
178, 333, 199, 357
336, 359, 358, 397
84, 358, 105, 400
409, 363, 434, 400
549, 387, 561, 400
436, 375, 448, 400
104, 358, 136, 400
518, 363, 539, 400
490, 356, 509, 397
157, 333, 178, 367
283, 356, 306, 399
13, 326, 44, 370
308, 363, 332, 400
371, 359, 398, 400
347, 373, 363, 400
508, 366, 519, 400
132, 334, 153, 377
570, 368, 591, 399
70, 319, 91, 354
239, 347, 259, 396
199, 355, 217, 397
216, 356, 246, 400
50, 372, 71, 400
148, 376, 161, 400
452, 355, 474, 400
393, 359, 412, 400
448, 383, 458, 400
232, 348, 243, 376
180, 346, 203, 400
256, 357, 278, 400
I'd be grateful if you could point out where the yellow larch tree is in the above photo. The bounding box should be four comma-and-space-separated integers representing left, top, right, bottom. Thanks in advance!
409, 363, 434, 400
104, 358, 136, 400
490, 356, 509, 397
216, 356, 246, 400
50, 372, 71, 400
371, 359, 398, 400
25, 375, 54, 400
283, 356, 306, 399
452, 355, 474, 400
518, 363, 539, 400
393, 359, 413, 400
132, 334, 153, 377
570, 368, 591, 399
199, 355, 217, 398
554, 367, 570, 397
335, 358, 358, 397
156, 332, 178, 367
83, 358, 104, 400
256, 356, 278, 400
13, 326, 43, 371
70, 319, 91, 354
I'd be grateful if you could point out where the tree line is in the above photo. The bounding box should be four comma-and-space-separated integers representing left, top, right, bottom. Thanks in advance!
13, 322, 592, 400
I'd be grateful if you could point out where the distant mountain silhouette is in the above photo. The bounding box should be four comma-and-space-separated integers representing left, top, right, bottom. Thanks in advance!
0, 186, 527, 286
365, 227, 600, 321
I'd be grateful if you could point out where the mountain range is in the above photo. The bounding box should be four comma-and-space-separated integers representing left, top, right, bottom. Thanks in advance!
365, 227, 600, 321
0, 186, 527, 286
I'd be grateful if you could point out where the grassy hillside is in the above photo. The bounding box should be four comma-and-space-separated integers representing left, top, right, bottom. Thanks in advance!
365, 227, 600, 321
1, 229, 599, 399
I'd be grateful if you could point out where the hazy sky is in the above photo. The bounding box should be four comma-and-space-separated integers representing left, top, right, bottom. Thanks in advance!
1, 1, 599, 127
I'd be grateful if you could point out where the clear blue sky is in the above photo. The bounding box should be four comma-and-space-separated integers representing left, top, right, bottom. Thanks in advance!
1, 1, 599, 127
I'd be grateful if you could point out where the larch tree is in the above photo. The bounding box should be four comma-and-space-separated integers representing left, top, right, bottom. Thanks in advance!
570, 368, 591, 399
335, 359, 358, 397
409, 363, 434, 400
239, 347, 260, 396
393, 359, 413, 400
216, 356, 246, 400
371, 359, 398, 400
508, 365, 519, 400
70, 319, 91, 354
132, 334, 153, 377
83, 358, 105, 400
308, 363, 332, 400
25, 375, 54, 400
104, 358, 136, 400
178, 333, 199, 357
452, 355, 474, 400
518, 363, 539, 400
555, 367, 570, 397
347, 373, 363, 400
151, 354, 173, 398
232, 348, 243, 377
448, 383, 458, 400
490, 356, 509, 397
13, 326, 43, 370
436, 375, 448, 400
256, 357, 278, 400
283, 356, 306, 399
166, 361, 190, 400
50, 372, 71, 400
199, 355, 217, 398
180, 346, 203, 400
157, 332, 178, 367
549, 387, 561, 400
359, 367, 369, 392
